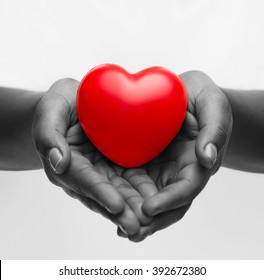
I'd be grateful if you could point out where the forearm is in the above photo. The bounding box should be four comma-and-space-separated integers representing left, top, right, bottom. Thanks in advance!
222, 88, 264, 173
0, 87, 43, 170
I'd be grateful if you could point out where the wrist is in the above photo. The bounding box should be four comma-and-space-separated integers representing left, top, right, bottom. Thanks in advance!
0, 88, 44, 170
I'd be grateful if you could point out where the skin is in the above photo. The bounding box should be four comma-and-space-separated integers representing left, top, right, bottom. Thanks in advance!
0, 87, 42, 170
1, 70, 262, 242
120, 71, 233, 241
32, 79, 159, 235
0, 79, 155, 235
221, 88, 264, 173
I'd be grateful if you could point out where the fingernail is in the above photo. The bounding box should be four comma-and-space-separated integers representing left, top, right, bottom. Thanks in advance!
48, 148, 62, 172
118, 225, 128, 236
204, 143, 217, 165
105, 206, 114, 214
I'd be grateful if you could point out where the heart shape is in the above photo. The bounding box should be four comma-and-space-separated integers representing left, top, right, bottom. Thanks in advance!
77, 64, 187, 168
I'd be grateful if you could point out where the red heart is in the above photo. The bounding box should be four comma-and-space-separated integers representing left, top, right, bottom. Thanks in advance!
77, 64, 187, 168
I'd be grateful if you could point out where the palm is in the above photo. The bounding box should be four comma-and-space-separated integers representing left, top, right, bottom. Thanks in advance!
36, 72, 232, 242
46, 78, 204, 240
122, 71, 233, 242
62, 110, 155, 234
35, 79, 157, 236
146, 109, 206, 188
62, 88, 208, 242
117, 110, 212, 242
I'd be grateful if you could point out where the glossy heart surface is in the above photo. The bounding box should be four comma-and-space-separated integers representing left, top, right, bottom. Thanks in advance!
77, 64, 187, 168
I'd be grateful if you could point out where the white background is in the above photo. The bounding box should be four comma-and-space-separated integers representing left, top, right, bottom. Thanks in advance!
0, 0, 264, 259
2, 260, 264, 280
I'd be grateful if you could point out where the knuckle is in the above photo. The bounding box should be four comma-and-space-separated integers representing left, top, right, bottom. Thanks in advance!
32, 131, 51, 159
217, 92, 232, 120
210, 88, 232, 118
215, 125, 229, 139
181, 70, 208, 82
51, 78, 79, 93
214, 125, 229, 147
188, 70, 208, 80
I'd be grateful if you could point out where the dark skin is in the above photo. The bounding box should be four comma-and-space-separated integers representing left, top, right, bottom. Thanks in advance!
0, 87, 42, 170
0, 80, 154, 235
32, 79, 157, 235
221, 88, 264, 173
33, 71, 232, 242
119, 71, 233, 241
3, 70, 263, 242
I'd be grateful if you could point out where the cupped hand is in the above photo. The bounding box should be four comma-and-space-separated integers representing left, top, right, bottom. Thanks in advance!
120, 70, 233, 242
32, 78, 155, 235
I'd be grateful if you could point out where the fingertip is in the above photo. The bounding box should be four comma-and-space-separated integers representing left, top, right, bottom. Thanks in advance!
117, 226, 128, 238
55, 154, 71, 175
126, 196, 153, 225
140, 214, 153, 226
117, 205, 141, 236
126, 221, 140, 236
195, 150, 213, 169
118, 224, 140, 237
105, 196, 125, 215
142, 197, 162, 216
204, 143, 217, 165
48, 147, 71, 174
195, 142, 217, 169
135, 206, 153, 225
128, 235, 147, 243
128, 227, 152, 243
117, 226, 147, 243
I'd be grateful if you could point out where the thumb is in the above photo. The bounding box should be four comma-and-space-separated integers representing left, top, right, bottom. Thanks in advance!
195, 86, 232, 169
32, 94, 71, 174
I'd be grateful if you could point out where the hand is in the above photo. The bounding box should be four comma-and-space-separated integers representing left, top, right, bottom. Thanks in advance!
32, 78, 156, 235
119, 70, 233, 242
